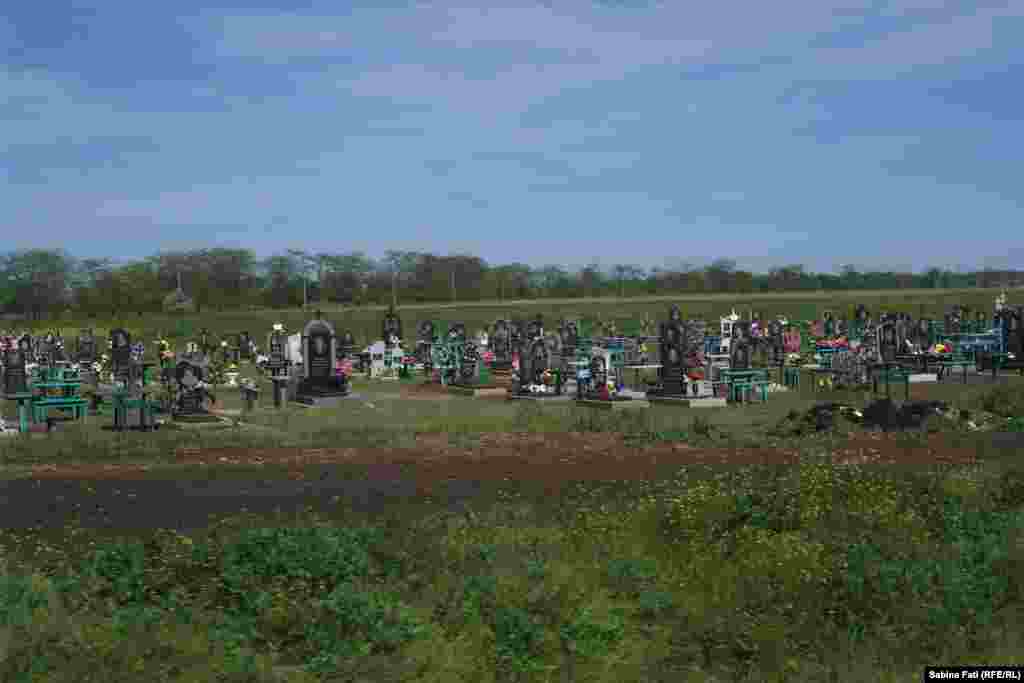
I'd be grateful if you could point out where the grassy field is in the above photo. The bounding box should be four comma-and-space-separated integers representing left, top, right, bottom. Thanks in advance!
23, 286, 1011, 348
3, 361, 1024, 681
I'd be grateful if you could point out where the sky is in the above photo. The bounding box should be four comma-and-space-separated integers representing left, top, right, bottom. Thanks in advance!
2, 1, 1023, 275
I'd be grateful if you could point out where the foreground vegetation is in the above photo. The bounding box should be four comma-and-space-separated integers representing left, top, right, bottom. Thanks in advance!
2, 382, 1024, 681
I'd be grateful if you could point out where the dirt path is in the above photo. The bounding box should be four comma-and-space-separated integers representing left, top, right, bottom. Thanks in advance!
0, 431, 992, 532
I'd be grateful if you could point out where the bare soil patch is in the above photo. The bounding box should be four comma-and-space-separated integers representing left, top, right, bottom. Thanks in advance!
398, 382, 454, 399
23, 431, 982, 486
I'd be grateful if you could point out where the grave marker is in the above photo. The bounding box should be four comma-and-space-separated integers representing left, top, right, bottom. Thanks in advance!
295, 316, 351, 405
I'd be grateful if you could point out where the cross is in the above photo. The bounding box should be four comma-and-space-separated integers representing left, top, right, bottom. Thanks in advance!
315, 309, 323, 320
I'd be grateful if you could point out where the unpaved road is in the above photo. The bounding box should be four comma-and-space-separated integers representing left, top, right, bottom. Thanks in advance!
0, 431, 1005, 532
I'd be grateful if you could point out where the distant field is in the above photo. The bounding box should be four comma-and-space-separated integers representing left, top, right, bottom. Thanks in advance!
28, 287, 1010, 346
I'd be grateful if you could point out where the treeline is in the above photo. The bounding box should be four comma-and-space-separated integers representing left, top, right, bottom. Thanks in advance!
2, 248, 1020, 319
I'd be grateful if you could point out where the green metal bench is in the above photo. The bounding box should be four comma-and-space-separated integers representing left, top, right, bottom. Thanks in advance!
32, 396, 88, 422
111, 390, 160, 430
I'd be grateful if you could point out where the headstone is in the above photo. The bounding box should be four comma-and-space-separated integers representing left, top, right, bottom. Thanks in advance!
490, 319, 513, 368
296, 317, 350, 404
239, 331, 252, 360
877, 322, 899, 364
656, 306, 687, 396
110, 329, 132, 383
382, 306, 403, 348
730, 321, 752, 370
914, 319, 931, 350
516, 337, 551, 392
174, 360, 215, 418
588, 355, 608, 396
526, 314, 544, 342
562, 320, 580, 353
783, 326, 802, 355
855, 304, 868, 325
456, 342, 482, 385
267, 330, 287, 374
3, 348, 28, 395
1005, 306, 1024, 357
76, 329, 97, 364
767, 320, 785, 365
416, 321, 435, 372
945, 307, 961, 334
338, 330, 356, 357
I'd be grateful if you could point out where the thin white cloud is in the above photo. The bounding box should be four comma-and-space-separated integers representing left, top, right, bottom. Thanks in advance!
808, 4, 1023, 77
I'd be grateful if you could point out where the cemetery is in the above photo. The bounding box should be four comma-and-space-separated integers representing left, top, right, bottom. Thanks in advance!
1, 293, 1021, 436
2, 292, 1024, 681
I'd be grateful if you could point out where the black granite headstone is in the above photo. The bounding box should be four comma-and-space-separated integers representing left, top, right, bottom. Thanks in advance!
3, 350, 27, 395
491, 320, 512, 367
878, 323, 899, 363
382, 307, 402, 347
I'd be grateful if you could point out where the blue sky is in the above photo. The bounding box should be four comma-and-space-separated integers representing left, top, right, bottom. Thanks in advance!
3, 1, 1022, 274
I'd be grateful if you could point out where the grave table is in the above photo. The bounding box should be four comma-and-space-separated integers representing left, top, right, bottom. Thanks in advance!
30, 382, 88, 422
720, 369, 770, 403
